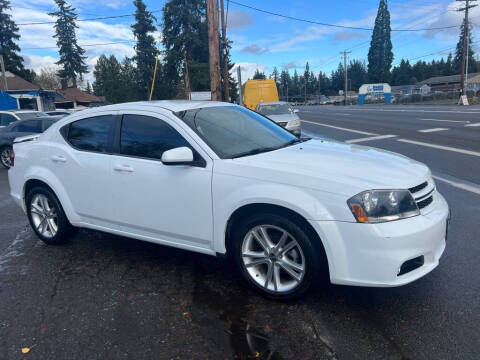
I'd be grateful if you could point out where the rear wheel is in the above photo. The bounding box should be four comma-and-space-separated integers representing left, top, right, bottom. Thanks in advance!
26, 186, 74, 245
0, 146, 12, 169
232, 213, 321, 300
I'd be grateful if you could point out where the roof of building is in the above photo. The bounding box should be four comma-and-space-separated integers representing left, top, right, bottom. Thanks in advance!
55, 87, 106, 103
419, 72, 480, 85
392, 84, 429, 90
0, 71, 39, 91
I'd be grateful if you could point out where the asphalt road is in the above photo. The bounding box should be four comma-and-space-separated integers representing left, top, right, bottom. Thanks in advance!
1, 105, 479, 359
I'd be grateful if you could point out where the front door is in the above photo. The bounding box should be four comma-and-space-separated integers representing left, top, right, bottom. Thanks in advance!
109, 113, 214, 252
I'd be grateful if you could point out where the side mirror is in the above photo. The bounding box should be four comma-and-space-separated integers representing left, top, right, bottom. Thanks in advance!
161, 147, 194, 165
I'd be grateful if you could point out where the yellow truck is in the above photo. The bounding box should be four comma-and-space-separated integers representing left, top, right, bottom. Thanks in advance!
243, 79, 279, 110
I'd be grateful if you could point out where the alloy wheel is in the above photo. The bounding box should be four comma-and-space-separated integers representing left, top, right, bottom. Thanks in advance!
1, 148, 11, 168
241, 225, 306, 293
30, 194, 58, 238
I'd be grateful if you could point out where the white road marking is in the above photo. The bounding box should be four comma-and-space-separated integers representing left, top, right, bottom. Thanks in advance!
433, 175, 480, 195
397, 139, 480, 157
346, 135, 397, 144
334, 113, 351, 116
301, 120, 376, 135
418, 128, 448, 133
418, 118, 470, 124
465, 123, 480, 127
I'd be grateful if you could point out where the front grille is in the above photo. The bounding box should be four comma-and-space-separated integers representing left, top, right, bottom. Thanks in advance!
417, 196, 433, 209
409, 180, 435, 210
409, 182, 428, 194
398, 255, 424, 276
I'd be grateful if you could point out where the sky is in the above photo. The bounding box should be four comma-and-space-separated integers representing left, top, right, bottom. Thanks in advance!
7, 0, 480, 86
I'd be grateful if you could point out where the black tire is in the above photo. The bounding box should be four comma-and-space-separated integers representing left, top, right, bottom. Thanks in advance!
0, 146, 12, 169
231, 213, 322, 300
26, 186, 74, 245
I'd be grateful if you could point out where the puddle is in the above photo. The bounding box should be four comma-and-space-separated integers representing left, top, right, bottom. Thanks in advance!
192, 256, 282, 359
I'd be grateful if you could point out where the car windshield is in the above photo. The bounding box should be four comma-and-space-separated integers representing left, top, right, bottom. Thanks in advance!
176, 106, 300, 159
257, 104, 292, 116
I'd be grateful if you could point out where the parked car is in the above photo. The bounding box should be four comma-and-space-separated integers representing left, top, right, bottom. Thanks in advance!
0, 110, 59, 129
8, 101, 449, 299
256, 101, 301, 136
0, 117, 59, 168
45, 110, 72, 117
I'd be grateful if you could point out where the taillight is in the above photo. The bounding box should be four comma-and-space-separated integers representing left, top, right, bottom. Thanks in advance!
9, 149, 14, 167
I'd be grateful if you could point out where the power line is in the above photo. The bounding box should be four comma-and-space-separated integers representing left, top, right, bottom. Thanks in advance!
229, 0, 459, 32
16, 10, 162, 26
22, 40, 136, 50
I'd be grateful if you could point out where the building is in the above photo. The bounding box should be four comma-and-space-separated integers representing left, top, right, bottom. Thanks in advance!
0, 71, 58, 111
55, 87, 107, 109
392, 84, 431, 96
419, 72, 480, 93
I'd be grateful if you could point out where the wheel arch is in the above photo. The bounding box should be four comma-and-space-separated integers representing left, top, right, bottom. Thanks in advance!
224, 202, 330, 276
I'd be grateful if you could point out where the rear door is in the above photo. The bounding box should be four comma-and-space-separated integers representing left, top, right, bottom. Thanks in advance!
50, 113, 116, 225
109, 112, 214, 252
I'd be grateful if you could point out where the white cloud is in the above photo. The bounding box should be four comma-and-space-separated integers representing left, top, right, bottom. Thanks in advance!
232, 62, 269, 84
227, 10, 253, 29
22, 54, 59, 72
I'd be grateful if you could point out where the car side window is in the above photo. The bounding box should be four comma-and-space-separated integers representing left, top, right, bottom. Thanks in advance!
120, 114, 191, 160
66, 116, 114, 153
14, 120, 43, 133
0, 114, 17, 126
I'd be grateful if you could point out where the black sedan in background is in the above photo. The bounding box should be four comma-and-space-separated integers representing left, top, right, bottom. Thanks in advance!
0, 118, 59, 168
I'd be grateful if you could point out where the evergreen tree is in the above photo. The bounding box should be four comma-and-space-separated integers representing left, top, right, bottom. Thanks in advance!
252, 69, 266, 80
49, 0, 87, 87
220, 40, 238, 102
271, 67, 280, 88
93, 54, 123, 103
162, 0, 209, 97
132, 0, 159, 98
391, 59, 412, 86
279, 70, 291, 99
348, 60, 368, 90
445, 53, 454, 75
86, 80, 91, 94
367, 0, 393, 83
331, 62, 345, 92
454, 18, 477, 74
0, 0, 35, 81
303, 62, 311, 94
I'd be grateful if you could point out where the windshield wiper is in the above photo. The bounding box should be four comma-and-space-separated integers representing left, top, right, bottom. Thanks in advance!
280, 137, 311, 148
231, 146, 278, 159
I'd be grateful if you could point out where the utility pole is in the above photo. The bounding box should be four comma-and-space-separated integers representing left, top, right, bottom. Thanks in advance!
457, 0, 477, 95
0, 55, 8, 91
220, 0, 229, 102
237, 66, 243, 105
207, 0, 221, 101
341, 51, 351, 106
184, 51, 191, 100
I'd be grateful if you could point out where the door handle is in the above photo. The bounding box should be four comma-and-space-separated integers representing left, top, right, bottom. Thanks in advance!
113, 164, 134, 173
51, 155, 67, 163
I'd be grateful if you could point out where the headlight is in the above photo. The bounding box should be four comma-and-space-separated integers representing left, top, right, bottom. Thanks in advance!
347, 190, 419, 223
287, 119, 300, 126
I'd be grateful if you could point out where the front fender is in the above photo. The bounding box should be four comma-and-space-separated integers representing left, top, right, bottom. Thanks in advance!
212, 173, 351, 254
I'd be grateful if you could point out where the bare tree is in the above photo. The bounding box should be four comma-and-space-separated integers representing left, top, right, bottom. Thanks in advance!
34, 67, 61, 90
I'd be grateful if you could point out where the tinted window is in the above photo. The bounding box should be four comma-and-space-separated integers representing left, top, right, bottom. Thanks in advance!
67, 116, 113, 152
13, 120, 42, 133
42, 119, 56, 130
120, 115, 190, 160
0, 114, 17, 126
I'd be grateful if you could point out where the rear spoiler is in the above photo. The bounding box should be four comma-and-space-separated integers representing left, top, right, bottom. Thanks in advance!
13, 134, 40, 144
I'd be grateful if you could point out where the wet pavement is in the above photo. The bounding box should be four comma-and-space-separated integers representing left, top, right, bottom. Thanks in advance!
0, 164, 479, 359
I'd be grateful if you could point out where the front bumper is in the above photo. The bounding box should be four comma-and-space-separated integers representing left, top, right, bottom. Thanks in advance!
310, 192, 449, 287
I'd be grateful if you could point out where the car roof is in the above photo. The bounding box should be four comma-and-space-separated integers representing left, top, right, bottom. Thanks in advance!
257, 101, 288, 106
74, 100, 232, 115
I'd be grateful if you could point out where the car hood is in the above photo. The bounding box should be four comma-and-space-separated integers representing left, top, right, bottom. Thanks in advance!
265, 113, 298, 123
223, 139, 430, 197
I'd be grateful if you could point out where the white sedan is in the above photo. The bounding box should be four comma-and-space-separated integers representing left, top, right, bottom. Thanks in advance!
8, 101, 449, 299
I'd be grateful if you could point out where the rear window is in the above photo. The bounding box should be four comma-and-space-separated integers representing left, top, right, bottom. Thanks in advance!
66, 116, 114, 153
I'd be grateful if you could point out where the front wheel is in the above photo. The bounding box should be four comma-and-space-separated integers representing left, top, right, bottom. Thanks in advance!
232, 213, 321, 300
26, 186, 74, 245
0, 146, 12, 169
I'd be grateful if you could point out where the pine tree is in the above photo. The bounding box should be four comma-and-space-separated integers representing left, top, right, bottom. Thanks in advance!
49, 0, 87, 87
220, 40, 238, 102
93, 55, 123, 102
162, 0, 209, 97
252, 69, 266, 80
367, 0, 393, 83
454, 18, 477, 74
0, 0, 35, 81
86, 80, 91, 94
132, 0, 159, 98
